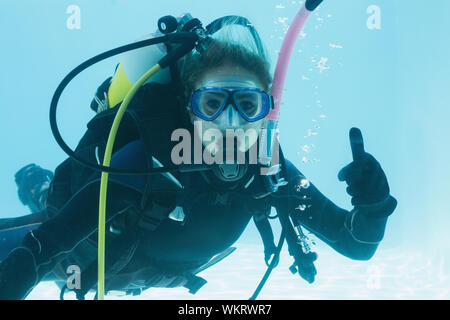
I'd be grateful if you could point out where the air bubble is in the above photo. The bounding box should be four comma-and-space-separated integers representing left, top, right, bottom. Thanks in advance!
295, 178, 310, 191
300, 178, 310, 189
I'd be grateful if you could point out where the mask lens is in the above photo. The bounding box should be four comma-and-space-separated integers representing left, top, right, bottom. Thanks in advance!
234, 91, 263, 119
192, 88, 271, 122
197, 90, 227, 118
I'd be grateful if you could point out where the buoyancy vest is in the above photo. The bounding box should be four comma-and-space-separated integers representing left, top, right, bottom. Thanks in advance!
46, 82, 186, 215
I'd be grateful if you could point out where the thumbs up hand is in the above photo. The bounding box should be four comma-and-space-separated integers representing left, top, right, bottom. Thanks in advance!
338, 128, 391, 207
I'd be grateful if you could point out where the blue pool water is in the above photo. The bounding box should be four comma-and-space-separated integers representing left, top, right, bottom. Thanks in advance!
1, 0, 449, 299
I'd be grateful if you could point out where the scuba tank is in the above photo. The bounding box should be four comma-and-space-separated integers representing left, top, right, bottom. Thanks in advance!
91, 14, 197, 113
107, 31, 172, 109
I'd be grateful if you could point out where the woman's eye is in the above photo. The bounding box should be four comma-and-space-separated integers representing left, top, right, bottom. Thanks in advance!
240, 101, 257, 114
241, 101, 255, 109
206, 99, 222, 109
200, 98, 223, 116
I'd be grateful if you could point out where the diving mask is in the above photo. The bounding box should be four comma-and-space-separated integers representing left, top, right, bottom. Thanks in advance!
190, 87, 273, 122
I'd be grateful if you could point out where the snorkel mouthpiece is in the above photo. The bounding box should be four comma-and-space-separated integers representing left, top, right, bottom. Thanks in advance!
305, 0, 323, 12
306, 0, 324, 11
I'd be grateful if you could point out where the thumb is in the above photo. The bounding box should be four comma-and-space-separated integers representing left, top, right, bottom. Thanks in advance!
349, 127, 365, 161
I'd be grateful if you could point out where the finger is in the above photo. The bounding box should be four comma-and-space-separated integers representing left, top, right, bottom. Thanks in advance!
349, 127, 365, 161
338, 163, 352, 182
338, 162, 361, 182
346, 185, 363, 197
308, 252, 318, 262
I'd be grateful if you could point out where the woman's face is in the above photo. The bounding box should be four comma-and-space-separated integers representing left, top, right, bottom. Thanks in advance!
189, 65, 266, 157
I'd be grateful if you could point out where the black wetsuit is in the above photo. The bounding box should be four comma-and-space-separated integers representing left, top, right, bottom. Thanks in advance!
0, 84, 397, 299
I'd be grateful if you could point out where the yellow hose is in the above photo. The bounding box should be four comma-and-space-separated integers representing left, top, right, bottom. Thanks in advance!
97, 64, 162, 300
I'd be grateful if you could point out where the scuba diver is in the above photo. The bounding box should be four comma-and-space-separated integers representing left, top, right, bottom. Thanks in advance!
0, 5, 397, 300
14, 164, 53, 214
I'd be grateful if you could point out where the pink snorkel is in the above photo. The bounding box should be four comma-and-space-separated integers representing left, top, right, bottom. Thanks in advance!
259, 0, 323, 168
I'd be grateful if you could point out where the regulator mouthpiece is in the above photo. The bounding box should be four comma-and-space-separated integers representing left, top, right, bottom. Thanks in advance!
212, 163, 249, 182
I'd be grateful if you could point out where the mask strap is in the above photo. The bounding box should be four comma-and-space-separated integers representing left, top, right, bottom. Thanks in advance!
205, 16, 265, 58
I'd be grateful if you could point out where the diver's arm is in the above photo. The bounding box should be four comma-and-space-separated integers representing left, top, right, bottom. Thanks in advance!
32, 139, 147, 272
272, 158, 396, 261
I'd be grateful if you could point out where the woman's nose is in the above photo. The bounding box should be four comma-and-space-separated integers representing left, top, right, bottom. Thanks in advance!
217, 104, 242, 128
